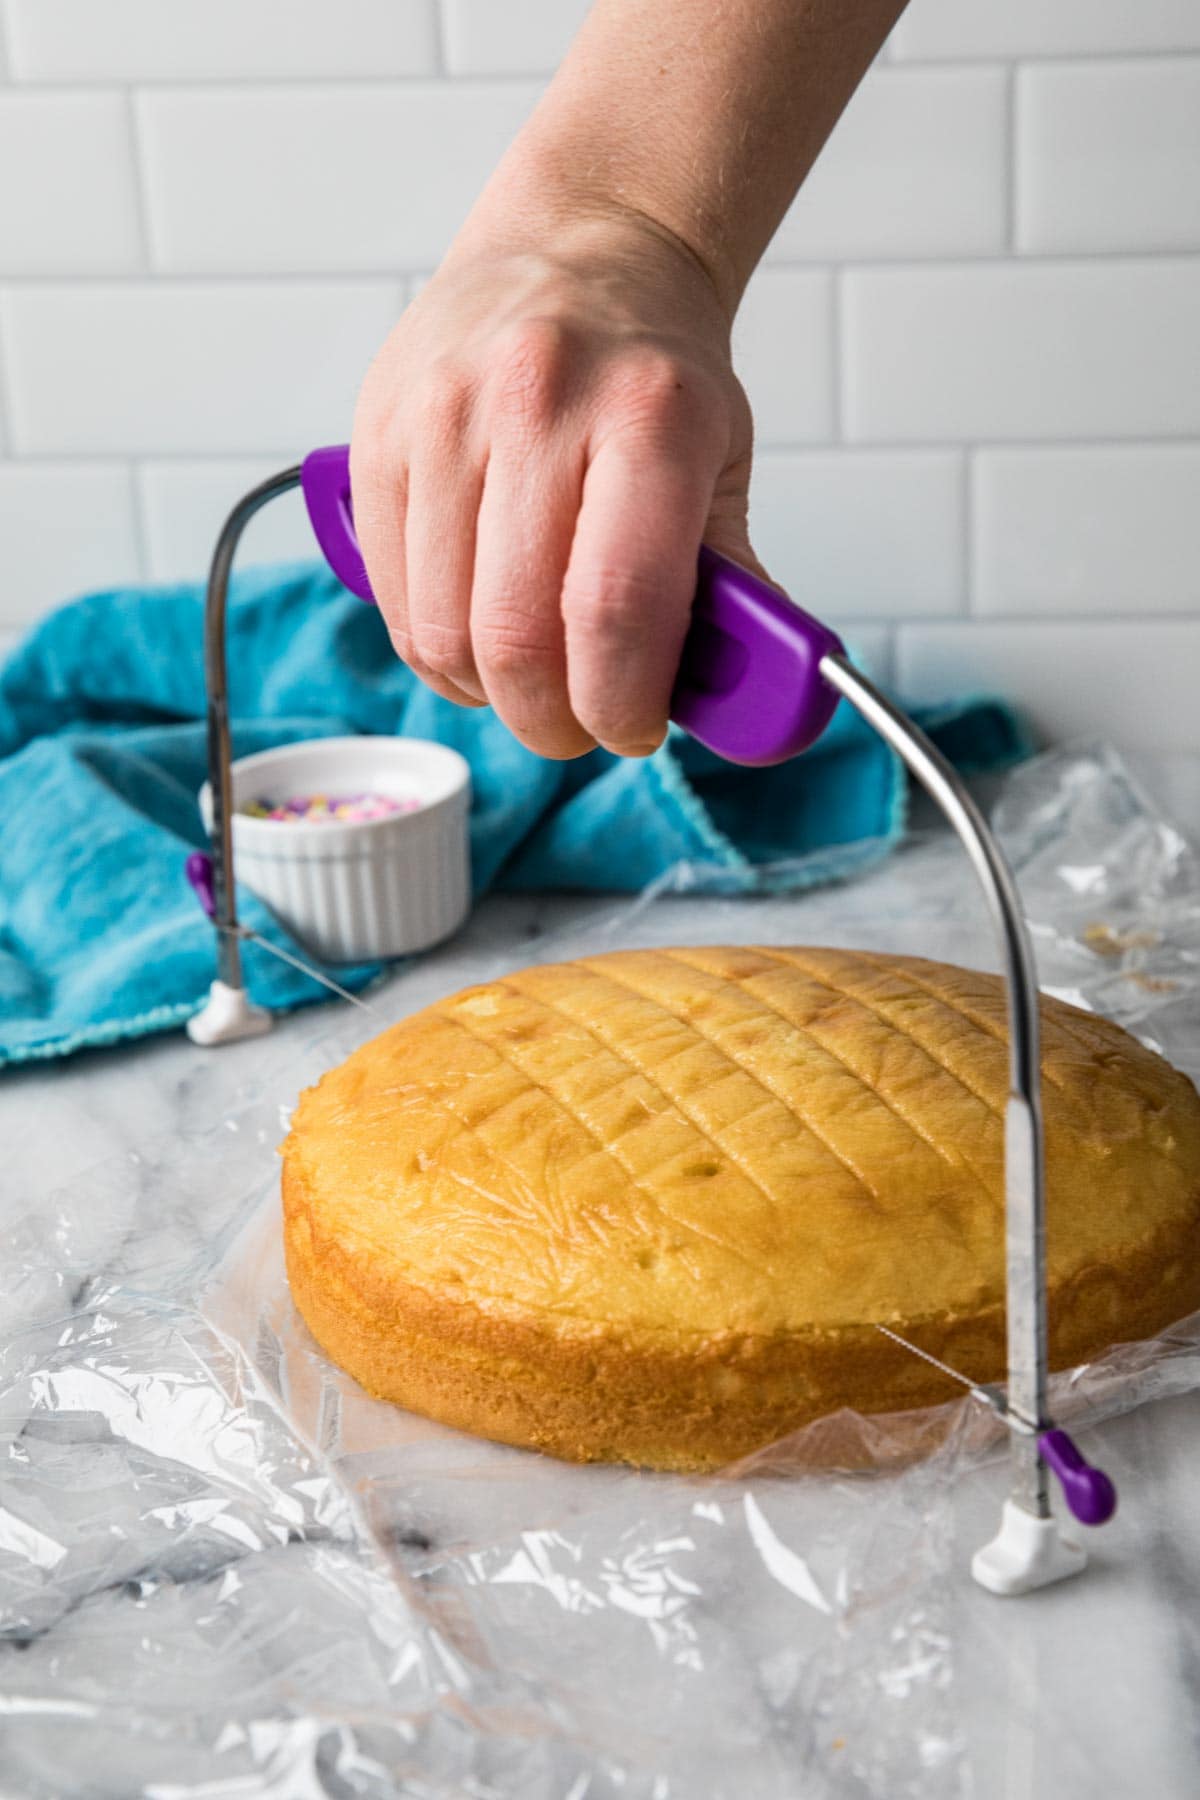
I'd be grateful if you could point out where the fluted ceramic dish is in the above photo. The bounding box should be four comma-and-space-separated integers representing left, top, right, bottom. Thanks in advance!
200, 734, 470, 964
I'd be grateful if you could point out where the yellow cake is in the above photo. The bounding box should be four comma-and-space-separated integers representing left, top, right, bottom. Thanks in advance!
281, 948, 1200, 1470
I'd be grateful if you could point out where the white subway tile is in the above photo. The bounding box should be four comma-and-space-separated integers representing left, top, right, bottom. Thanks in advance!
973, 445, 1200, 616
0, 463, 141, 625
137, 84, 538, 274
770, 68, 1005, 261
0, 93, 142, 274
750, 450, 963, 619
1, 283, 402, 455
733, 269, 833, 446
3, 0, 436, 80
843, 260, 1200, 442
442, 0, 590, 75
896, 619, 1200, 750
1017, 60, 1200, 254
139, 460, 317, 582
891, 0, 1200, 61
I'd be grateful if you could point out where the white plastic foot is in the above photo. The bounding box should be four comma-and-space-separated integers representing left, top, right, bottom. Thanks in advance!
187, 979, 273, 1047
972, 1498, 1087, 1597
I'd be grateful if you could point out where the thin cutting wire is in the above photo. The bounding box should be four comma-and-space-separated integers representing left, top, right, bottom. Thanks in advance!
873, 1323, 1036, 1436
233, 924, 378, 1014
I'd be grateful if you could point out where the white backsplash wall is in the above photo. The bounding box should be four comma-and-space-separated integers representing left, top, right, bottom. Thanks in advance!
0, 0, 1197, 748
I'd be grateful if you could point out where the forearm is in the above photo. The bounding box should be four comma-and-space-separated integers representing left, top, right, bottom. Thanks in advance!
455, 0, 908, 316
355, 0, 908, 756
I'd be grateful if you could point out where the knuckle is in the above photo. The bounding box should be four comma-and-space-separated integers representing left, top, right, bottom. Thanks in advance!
562, 564, 661, 639
386, 626, 419, 669
349, 410, 388, 473
348, 423, 405, 521
414, 623, 475, 687
577, 685, 664, 744
493, 691, 594, 759
413, 361, 475, 446
489, 317, 574, 423
475, 615, 560, 683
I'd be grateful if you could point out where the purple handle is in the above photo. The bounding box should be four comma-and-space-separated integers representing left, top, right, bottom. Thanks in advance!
675, 547, 844, 766
186, 850, 216, 920
301, 444, 845, 767
301, 445, 374, 602
1037, 1428, 1118, 1527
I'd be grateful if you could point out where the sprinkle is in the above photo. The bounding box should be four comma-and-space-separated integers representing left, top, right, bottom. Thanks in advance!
241, 790, 421, 824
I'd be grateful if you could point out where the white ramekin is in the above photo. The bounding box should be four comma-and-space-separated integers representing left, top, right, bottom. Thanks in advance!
200, 736, 471, 964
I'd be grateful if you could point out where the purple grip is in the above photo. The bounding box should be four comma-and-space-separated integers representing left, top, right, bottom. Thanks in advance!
675, 547, 844, 766
1037, 1428, 1118, 1527
300, 444, 845, 767
301, 445, 374, 602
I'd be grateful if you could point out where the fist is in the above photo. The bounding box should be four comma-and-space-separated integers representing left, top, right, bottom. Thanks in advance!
350, 214, 764, 758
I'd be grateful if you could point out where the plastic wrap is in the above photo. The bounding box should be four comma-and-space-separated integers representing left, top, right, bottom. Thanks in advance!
3, 742, 1200, 1798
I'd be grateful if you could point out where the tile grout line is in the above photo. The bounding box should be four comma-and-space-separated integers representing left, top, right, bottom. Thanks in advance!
0, 73, 544, 92
123, 85, 156, 277
961, 447, 976, 616
886, 47, 1200, 70
431, 0, 448, 77
0, 296, 13, 454
7, 435, 1200, 466
0, 6, 17, 454
4, 50, 1198, 89
1006, 62, 1019, 255
0, 0, 10, 451
750, 438, 1200, 456
2, 448, 321, 466
829, 267, 843, 443
127, 459, 153, 582
0, 271, 449, 289
888, 611, 1200, 630
2, 253, 1200, 290
769, 249, 1200, 272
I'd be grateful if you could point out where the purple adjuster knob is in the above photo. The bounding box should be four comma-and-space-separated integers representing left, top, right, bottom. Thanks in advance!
1037, 1428, 1117, 1527
186, 850, 217, 921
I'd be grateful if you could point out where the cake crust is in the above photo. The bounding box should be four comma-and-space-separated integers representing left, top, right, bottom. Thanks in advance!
281, 947, 1200, 1470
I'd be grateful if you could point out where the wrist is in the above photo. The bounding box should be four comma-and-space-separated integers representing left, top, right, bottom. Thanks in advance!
450, 132, 743, 326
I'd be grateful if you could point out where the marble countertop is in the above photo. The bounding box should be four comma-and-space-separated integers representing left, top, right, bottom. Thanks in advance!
2, 747, 1198, 1798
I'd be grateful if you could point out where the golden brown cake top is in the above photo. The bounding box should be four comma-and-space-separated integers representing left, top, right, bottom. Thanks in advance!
282, 948, 1200, 1344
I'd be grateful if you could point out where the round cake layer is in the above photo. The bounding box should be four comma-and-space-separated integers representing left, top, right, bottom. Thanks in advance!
281, 947, 1200, 1470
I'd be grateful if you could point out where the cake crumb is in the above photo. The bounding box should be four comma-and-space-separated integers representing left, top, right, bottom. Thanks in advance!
1123, 970, 1179, 994
1083, 921, 1159, 957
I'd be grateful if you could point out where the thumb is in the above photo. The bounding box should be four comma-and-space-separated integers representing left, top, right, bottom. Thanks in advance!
702, 488, 785, 596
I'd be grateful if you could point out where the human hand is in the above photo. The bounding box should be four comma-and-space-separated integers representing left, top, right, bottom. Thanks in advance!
351, 212, 766, 759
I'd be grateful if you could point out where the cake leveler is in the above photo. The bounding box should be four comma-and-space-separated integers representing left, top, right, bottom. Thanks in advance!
188, 443, 1117, 1595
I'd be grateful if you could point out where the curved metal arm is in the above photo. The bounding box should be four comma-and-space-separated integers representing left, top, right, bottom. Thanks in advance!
820, 653, 1049, 1519
202, 464, 302, 991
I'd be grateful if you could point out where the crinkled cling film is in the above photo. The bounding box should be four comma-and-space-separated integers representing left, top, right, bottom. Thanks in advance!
3, 743, 1199, 1798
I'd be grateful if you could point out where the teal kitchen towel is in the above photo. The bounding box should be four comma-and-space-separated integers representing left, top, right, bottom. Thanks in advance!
0, 563, 1028, 1064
